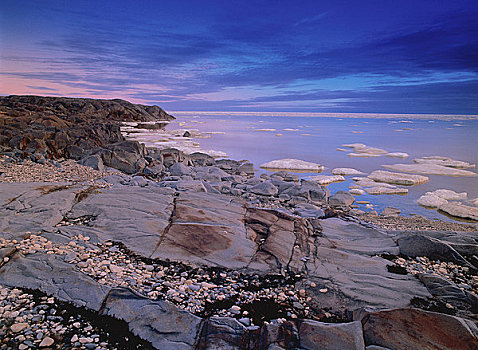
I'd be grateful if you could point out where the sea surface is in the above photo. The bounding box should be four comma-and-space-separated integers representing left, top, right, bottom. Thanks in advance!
145, 112, 478, 222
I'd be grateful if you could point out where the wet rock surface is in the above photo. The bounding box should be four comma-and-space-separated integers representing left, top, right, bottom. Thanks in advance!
1, 96, 477, 349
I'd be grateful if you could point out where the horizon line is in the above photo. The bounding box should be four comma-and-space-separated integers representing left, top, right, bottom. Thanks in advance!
168, 110, 478, 119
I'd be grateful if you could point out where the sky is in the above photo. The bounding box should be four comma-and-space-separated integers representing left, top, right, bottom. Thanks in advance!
1, 0, 477, 114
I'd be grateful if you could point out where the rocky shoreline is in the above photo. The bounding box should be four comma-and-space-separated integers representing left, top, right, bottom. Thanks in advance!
1, 96, 477, 349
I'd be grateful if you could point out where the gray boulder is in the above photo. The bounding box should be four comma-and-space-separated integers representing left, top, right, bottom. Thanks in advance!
250, 181, 279, 196
397, 234, 472, 267
299, 320, 365, 350
329, 191, 355, 207
169, 162, 192, 176
102, 288, 202, 350
81, 154, 104, 171
360, 308, 478, 350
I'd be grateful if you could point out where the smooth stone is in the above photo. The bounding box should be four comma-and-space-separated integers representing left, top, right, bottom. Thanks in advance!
360, 308, 478, 350
102, 288, 202, 350
39, 337, 54, 347
249, 181, 279, 196
332, 168, 365, 176
397, 234, 471, 266
417, 193, 448, 208
368, 170, 429, 186
439, 202, 478, 221
169, 163, 191, 176
11, 323, 28, 333
299, 320, 365, 350
305, 175, 345, 185
260, 158, 324, 172
329, 191, 354, 206
429, 189, 467, 200
382, 163, 477, 177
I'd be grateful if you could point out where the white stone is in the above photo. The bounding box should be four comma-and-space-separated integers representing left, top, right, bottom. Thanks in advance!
413, 156, 475, 169
368, 170, 429, 186
382, 163, 477, 177
332, 168, 365, 176
386, 152, 409, 158
417, 193, 448, 208
260, 159, 324, 172
39, 337, 54, 347
305, 175, 345, 185
439, 203, 478, 221
342, 143, 388, 155
430, 189, 467, 200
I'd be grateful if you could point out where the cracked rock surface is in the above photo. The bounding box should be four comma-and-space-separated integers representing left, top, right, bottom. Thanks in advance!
1, 177, 477, 349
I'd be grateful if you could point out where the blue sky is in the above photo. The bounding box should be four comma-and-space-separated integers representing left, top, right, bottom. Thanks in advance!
1, 0, 477, 114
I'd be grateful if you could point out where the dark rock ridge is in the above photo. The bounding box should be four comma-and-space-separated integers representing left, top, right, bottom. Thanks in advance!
0, 95, 174, 161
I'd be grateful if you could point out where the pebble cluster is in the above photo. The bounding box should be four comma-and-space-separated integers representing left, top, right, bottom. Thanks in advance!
393, 256, 478, 296
356, 212, 478, 232
0, 286, 150, 349
0, 233, 315, 328
0, 157, 119, 184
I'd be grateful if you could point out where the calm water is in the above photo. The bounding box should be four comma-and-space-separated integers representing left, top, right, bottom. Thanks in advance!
167, 112, 478, 222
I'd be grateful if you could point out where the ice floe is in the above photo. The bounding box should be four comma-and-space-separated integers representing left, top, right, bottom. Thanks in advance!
305, 175, 345, 185
413, 156, 475, 169
260, 159, 324, 172
382, 163, 477, 177
368, 170, 429, 186
386, 152, 409, 158
332, 168, 365, 176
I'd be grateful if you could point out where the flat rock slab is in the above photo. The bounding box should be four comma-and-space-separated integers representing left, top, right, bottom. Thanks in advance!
68, 186, 174, 257
151, 192, 257, 269
439, 203, 478, 221
319, 218, 398, 256
0, 253, 110, 311
260, 159, 324, 172
0, 182, 80, 238
103, 288, 202, 350
368, 170, 428, 186
360, 308, 478, 350
382, 163, 477, 177
305, 219, 430, 309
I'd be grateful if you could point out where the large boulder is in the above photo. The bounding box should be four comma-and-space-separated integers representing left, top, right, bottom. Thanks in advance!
250, 181, 279, 196
360, 308, 478, 350
299, 320, 365, 350
397, 234, 472, 266
329, 191, 355, 207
